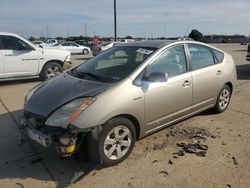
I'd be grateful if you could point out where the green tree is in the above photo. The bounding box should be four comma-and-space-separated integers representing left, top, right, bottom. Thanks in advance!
189, 29, 203, 41
29, 36, 35, 41
125, 35, 133, 39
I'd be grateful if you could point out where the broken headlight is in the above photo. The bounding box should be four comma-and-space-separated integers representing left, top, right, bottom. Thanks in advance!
45, 97, 96, 128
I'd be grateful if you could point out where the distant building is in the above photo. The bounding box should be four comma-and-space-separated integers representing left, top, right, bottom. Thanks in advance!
203, 35, 250, 43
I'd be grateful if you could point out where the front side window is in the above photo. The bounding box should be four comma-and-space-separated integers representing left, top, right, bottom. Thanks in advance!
146, 45, 187, 78
0, 36, 33, 50
188, 44, 215, 70
71, 46, 156, 82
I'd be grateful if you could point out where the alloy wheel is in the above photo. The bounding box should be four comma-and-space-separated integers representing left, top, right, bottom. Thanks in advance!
218, 88, 230, 110
103, 125, 132, 160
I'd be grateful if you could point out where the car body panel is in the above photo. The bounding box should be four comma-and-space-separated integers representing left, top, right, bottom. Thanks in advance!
25, 73, 111, 118
144, 72, 192, 132
1, 49, 40, 77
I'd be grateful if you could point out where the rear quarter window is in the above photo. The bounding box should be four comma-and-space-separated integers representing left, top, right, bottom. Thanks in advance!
212, 49, 224, 63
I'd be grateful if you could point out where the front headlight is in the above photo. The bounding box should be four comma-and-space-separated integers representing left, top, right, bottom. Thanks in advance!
45, 97, 96, 127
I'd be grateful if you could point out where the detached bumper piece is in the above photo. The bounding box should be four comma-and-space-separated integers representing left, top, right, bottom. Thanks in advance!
20, 116, 81, 157
20, 117, 52, 147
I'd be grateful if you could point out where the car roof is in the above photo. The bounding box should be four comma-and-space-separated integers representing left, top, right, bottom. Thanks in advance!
120, 40, 178, 48
0, 32, 20, 37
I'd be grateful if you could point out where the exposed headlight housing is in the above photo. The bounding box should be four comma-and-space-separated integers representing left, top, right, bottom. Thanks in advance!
45, 97, 96, 127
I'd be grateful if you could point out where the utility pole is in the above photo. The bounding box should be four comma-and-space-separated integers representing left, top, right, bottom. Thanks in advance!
84, 23, 87, 37
114, 0, 117, 41
45, 25, 49, 39
67, 22, 70, 38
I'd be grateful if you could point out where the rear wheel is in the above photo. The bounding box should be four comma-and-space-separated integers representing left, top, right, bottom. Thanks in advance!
213, 85, 231, 113
87, 117, 136, 167
83, 49, 89, 55
40, 62, 63, 80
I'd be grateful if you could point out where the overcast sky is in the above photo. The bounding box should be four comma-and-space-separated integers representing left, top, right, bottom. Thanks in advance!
0, 0, 250, 38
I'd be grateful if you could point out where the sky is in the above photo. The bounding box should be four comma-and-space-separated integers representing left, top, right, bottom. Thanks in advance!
0, 0, 250, 38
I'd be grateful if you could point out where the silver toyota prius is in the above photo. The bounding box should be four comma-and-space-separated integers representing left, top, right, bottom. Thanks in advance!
21, 40, 237, 166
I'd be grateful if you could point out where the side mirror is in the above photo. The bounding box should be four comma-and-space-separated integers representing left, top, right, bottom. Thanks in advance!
145, 72, 168, 83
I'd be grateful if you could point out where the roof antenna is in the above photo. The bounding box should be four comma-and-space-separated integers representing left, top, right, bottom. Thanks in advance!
183, 25, 190, 39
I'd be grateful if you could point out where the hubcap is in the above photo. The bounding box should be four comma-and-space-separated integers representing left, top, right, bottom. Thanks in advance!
104, 126, 132, 160
219, 88, 230, 110
46, 65, 62, 79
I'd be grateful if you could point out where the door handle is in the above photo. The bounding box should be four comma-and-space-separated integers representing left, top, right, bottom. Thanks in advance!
183, 80, 191, 87
217, 70, 223, 76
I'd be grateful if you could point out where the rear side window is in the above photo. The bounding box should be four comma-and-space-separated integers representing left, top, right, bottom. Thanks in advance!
212, 49, 224, 63
188, 44, 215, 70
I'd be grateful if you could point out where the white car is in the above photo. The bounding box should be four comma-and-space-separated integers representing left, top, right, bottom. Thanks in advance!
0, 32, 71, 81
45, 38, 58, 46
92, 41, 122, 56
51, 41, 91, 55
32, 40, 45, 48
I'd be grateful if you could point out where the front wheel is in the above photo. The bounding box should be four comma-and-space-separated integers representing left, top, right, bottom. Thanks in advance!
87, 117, 136, 167
40, 62, 63, 80
212, 85, 231, 113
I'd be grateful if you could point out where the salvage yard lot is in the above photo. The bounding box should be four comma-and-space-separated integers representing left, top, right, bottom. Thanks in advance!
0, 44, 250, 188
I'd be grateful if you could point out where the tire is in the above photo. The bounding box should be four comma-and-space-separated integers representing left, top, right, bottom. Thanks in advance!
87, 117, 136, 167
40, 62, 63, 80
83, 49, 89, 55
212, 85, 231, 113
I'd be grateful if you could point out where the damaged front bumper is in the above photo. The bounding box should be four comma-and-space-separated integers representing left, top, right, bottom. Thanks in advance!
19, 116, 83, 157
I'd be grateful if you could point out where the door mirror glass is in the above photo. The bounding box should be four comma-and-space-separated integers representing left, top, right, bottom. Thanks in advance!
144, 72, 168, 82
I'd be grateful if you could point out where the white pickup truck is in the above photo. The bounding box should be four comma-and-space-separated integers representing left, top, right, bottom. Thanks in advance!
0, 32, 71, 81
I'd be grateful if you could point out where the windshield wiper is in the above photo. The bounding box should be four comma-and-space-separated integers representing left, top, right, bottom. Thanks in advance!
74, 71, 107, 82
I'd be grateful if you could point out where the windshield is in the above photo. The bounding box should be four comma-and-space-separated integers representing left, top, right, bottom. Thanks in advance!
70, 46, 157, 83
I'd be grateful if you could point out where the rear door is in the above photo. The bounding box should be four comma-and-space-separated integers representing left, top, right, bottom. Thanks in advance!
187, 44, 225, 112
0, 35, 40, 78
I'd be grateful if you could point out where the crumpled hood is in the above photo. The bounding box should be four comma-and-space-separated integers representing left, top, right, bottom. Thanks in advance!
25, 73, 111, 118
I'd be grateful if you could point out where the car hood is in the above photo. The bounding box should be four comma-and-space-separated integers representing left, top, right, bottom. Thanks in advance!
25, 73, 111, 118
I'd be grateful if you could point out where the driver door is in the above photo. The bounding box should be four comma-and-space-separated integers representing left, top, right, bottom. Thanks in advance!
0, 35, 39, 77
143, 45, 193, 133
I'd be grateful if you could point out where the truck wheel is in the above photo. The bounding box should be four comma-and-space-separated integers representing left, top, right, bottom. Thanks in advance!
212, 85, 231, 113
87, 117, 136, 167
40, 62, 63, 80
83, 49, 89, 55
